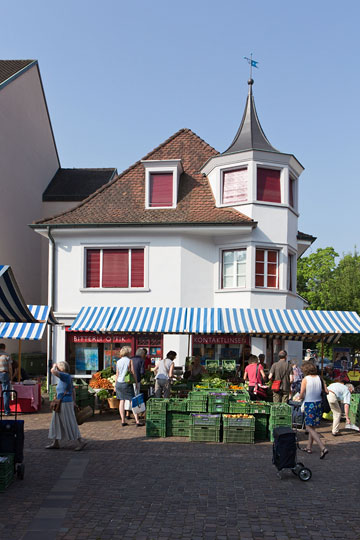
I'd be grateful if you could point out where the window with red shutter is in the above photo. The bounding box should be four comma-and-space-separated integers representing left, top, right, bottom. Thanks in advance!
289, 177, 295, 207
102, 250, 129, 288
86, 249, 100, 287
255, 249, 278, 289
257, 168, 281, 203
149, 173, 173, 207
131, 249, 144, 287
222, 168, 247, 205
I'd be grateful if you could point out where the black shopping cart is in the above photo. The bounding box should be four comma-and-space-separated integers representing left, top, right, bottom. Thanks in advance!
272, 426, 311, 481
0, 390, 25, 479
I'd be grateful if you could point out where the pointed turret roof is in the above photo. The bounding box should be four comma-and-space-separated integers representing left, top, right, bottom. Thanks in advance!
222, 79, 279, 155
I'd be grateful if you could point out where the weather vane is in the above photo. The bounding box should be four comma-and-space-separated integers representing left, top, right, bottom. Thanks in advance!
244, 53, 259, 81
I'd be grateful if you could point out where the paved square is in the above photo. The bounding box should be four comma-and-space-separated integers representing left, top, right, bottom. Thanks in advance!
1, 404, 359, 540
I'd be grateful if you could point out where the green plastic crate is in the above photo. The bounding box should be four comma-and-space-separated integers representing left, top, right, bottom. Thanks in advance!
349, 411, 360, 426
147, 398, 169, 412
147, 410, 167, 421
270, 403, 292, 416
223, 427, 254, 444
167, 412, 190, 427
167, 426, 189, 437
189, 426, 220, 442
187, 393, 208, 412
49, 385, 57, 400
248, 402, 270, 415
167, 398, 188, 411
229, 392, 250, 402
190, 413, 221, 427
146, 419, 167, 437
223, 415, 255, 428
222, 359, 237, 372
205, 359, 220, 372
269, 424, 292, 442
269, 415, 291, 426
228, 399, 249, 413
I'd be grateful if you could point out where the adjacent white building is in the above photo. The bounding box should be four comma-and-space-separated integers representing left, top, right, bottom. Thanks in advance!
32, 78, 315, 374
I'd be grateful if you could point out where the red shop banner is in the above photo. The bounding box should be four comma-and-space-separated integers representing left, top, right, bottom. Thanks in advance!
69, 333, 132, 344
192, 335, 250, 345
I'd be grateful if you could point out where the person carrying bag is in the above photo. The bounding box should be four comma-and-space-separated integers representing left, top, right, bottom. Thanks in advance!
154, 351, 176, 398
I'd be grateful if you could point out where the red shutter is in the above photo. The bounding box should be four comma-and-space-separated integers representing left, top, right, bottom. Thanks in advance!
257, 168, 281, 203
102, 250, 129, 288
131, 249, 144, 287
149, 173, 173, 207
222, 169, 247, 204
86, 249, 100, 287
289, 177, 294, 207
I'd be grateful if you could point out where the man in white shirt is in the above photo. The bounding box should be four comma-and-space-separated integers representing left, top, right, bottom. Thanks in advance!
327, 382, 356, 435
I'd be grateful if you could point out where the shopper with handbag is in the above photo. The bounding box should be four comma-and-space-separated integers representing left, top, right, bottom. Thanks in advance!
154, 351, 176, 398
244, 355, 266, 400
268, 350, 293, 403
115, 346, 143, 427
46, 361, 86, 451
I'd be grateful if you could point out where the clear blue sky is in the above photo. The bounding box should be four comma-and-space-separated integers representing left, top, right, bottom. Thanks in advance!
2, 0, 359, 256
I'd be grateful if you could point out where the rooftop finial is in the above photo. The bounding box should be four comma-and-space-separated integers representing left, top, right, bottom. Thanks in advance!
244, 53, 258, 85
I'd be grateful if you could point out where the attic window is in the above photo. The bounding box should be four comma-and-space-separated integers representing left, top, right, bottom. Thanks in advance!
142, 159, 183, 210
222, 168, 248, 205
257, 168, 281, 203
149, 173, 173, 207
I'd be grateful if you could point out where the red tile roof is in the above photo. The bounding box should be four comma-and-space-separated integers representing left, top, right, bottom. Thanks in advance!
34, 128, 253, 227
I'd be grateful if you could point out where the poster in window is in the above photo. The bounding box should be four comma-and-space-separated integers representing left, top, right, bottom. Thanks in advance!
75, 345, 99, 371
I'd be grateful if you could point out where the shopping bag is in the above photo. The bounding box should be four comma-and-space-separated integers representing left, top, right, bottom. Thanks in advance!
272, 380, 281, 392
75, 405, 93, 425
132, 393, 146, 414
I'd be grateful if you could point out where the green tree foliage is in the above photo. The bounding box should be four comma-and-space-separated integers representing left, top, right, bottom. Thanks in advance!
297, 248, 360, 350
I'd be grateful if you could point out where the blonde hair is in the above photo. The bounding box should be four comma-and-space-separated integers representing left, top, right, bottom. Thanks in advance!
119, 346, 131, 358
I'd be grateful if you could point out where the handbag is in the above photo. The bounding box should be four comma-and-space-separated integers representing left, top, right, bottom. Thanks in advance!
254, 364, 268, 399
75, 405, 93, 425
124, 359, 135, 383
132, 393, 146, 414
50, 398, 62, 413
271, 379, 281, 392
320, 378, 331, 413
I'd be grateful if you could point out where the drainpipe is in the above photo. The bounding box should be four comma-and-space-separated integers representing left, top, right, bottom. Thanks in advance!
47, 226, 55, 391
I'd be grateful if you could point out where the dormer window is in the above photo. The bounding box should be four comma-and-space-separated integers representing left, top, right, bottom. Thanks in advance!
142, 159, 183, 209
222, 168, 247, 205
257, 167, 281, 203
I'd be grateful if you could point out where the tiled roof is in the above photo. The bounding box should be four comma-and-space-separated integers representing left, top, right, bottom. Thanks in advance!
0, 60, 35, 86
43, 168, 117, 202
35, 129, 253, 227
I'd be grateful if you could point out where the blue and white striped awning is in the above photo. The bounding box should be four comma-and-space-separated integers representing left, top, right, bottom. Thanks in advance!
0, 305, 59, 340
70, 306, 188, 334
69, 306, 360, 342
0, 265, 37, 323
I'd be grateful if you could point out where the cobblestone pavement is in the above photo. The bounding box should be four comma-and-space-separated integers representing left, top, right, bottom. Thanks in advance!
1, 402, 360, 540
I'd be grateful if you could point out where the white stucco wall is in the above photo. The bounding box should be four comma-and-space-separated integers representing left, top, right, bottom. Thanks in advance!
0, 64, 59, 353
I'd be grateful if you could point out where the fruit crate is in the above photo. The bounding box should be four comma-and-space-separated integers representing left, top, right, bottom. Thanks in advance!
147, 410, 167, 421
222, 359, 237, 372
189, 426, 220, 443
167, 412, 190, 427
167, 426, 189, 437
229, 391, 250, 401
270, 403, 292, 417
190, 413, 221, 427
223, 414, 255, 428
208, 393, 229, 414
187, 392, 208, 412
147, 398, 169, 412
167, 398, 188, 412
146, 419, 167, 438
223, 427, 255, 444
0, 454, 14, 492
248, 402, 270, 415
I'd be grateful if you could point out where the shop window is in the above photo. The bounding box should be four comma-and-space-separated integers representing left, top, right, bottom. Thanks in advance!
149, 173, 173, 207
86, 248, 144, 288
222, 168, 247, 205
289, 176, 295, 208
257, 168, 281, 203
255, 249, 278, 289
222, 249, 246, 289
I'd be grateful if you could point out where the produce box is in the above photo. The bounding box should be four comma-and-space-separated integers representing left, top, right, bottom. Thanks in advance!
146, 419, 167, 438
147, 410, 167, 421
223, 427, 254, 444
223, 414, 255, 429
269, 404, 292, 423
167, 412, 190, 427
229, 391, 250, 401
229, 402, 249, 414
255, 414, 268, 441
248, 402, 270, 415
190, 413, 221, 427
147, 398, 169, 412
187, 392, 208, 412
167, 398, 188, 412
205, 359, 220, 372
208, 393, 229, 414
189, 426, 220, 443
166, 426, 189, 437
222, 359, 236, 372
0, 454, 14, 492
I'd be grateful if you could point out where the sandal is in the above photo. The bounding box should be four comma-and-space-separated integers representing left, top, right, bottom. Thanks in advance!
301, 447, 312, 454
121, 422, 128, 427
320, 448, 329, 460
45, 443, 59, 450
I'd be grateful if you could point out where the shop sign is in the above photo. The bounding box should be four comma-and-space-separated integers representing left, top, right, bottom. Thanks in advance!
70, 333, 131, 344
193, 335, 249, 345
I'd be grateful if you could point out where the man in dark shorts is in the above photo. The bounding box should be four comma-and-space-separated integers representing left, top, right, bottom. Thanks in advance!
268, 350, 293, 403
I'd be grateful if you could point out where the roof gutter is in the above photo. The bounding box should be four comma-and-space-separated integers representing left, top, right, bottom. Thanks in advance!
31, 221, 257, 230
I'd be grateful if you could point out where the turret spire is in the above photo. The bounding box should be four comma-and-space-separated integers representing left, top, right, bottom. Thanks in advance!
222, 77, 279, 155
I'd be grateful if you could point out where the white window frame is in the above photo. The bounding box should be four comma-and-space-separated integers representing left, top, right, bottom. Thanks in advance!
81, 244, 149, 291
142, 160, 183, 209
255, 248, 279, 289
221, 248, 247, 289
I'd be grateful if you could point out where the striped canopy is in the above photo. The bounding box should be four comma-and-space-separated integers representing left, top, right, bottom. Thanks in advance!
0, 305, 59, 341
70, 306, 360, 342
0, 265, 37, 323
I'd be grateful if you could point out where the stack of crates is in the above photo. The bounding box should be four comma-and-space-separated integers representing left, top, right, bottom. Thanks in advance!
349, 394, 360, 427
223, 414, 255, 444
208, 392, 229, 414
189, 414, 221, 442
0, 454, 14, 492
146, 398, 168, 437
187, 391, 208, 412
166, 398, 189, 437
269, 404, 292, 441
228, 394, 249, 414
74, 384, 95, 412
254, 414, 268, 441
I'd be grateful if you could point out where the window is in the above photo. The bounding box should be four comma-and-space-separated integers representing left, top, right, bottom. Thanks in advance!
257, 168, 281, 203
222, 249, 246, 289
288, 253, 294, 291
222, 168, 247, 205
149, 173, 173, 207
289, 177, 295, 208
255, 249, 278, 288
86, 248, 144, 288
